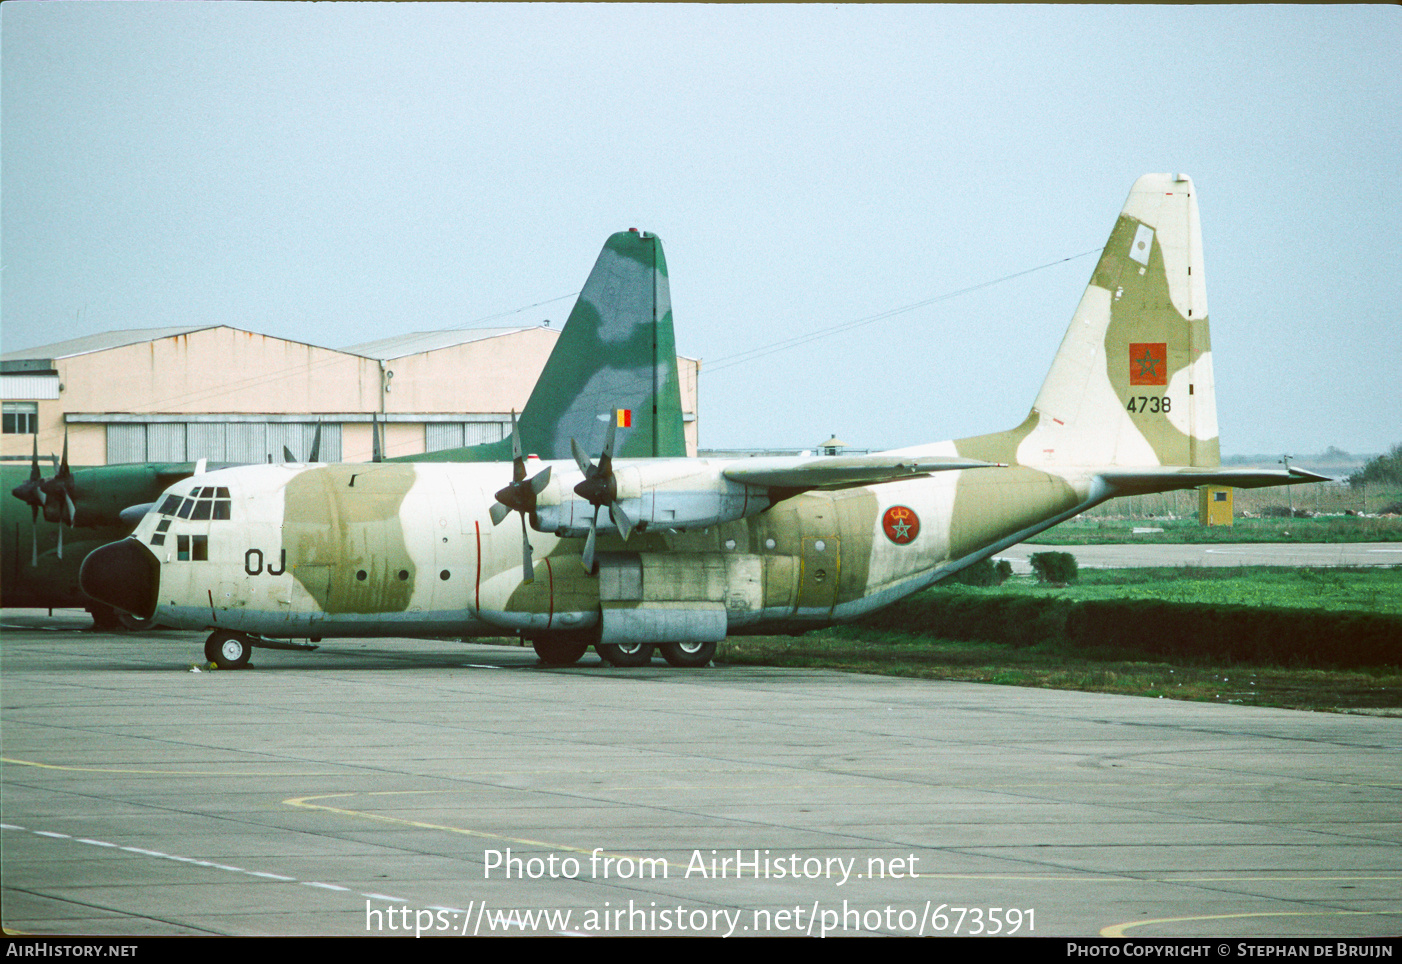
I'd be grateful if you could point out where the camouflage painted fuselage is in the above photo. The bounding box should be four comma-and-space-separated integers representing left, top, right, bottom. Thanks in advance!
113, 454, 1096, 641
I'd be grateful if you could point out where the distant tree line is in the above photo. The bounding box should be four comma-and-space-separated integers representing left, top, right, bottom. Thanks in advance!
1349, 443, 1402, 487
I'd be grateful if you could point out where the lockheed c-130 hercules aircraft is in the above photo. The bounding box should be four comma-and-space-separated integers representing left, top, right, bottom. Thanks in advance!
81, 175, 1326, 670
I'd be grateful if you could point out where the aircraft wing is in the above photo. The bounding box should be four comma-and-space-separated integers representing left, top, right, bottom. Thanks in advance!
1097, 466, 1332, 494
723, 454, 1001, 489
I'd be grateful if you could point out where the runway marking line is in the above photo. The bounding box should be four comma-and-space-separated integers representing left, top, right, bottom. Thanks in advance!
2, 756, 337, 777
1, 821, 418, 909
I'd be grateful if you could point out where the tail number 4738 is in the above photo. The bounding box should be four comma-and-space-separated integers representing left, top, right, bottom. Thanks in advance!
1126, 396, 1171, 414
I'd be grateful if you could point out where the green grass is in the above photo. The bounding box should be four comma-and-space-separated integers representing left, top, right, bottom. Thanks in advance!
718, 633, 1402, 713
716, 566, 1402, 713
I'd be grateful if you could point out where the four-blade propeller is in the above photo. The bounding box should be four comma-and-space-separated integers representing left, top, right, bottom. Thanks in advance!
489, 411, 551, 583
10, 430, 78, 562
570, 414, 633, 574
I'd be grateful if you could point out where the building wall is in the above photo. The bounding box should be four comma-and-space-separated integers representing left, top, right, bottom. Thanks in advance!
2, 326, 700, 464
379, 329, 558, 415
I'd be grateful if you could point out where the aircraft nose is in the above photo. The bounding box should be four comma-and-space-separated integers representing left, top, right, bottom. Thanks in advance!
80, 538, 161, 621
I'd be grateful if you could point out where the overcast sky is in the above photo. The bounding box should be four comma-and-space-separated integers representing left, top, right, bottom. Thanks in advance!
3, 3, 1398, 456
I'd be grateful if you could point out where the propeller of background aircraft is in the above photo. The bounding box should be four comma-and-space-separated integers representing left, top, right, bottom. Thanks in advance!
571, 414, 633, 574
489, 411, 551, 584
10, 435, 46, 565
9, 430, 78, 561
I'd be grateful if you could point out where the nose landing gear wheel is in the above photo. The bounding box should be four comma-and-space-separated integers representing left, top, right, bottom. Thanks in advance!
660, 640, 717, 668
205, 631, 252, 669
595, 642, 655, 667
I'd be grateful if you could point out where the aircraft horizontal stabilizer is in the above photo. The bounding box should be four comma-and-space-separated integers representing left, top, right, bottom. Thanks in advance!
723, 454, 1001, 489
1097, 465, 1331, 495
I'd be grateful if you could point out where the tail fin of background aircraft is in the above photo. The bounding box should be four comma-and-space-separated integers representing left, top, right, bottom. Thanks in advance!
402, 229, 687, 463
958, 174, 1219, 470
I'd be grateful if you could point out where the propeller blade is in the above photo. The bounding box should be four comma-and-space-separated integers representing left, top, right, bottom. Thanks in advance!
519, 514, 534, 584
600, 412, 617, 462
56, 522, 63, 560
581, 509, 599, 574
30, 506, 38, 567
372, 413, 383, 463
611, 502, 634, 542
308, 422, 322, 462
571, 438, 593, 476
29, 435, 41, 482
283, 444, 296, 463
489, 501, 511, 526
530, 465, 551, 494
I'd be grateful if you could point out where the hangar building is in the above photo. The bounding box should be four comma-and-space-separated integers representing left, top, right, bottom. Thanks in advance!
1, 325, 700, 465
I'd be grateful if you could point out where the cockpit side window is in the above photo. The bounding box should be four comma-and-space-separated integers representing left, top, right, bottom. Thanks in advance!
154, 485, 232, 555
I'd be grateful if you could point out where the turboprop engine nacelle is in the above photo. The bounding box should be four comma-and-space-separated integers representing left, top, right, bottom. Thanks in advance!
532, 459, 773, 536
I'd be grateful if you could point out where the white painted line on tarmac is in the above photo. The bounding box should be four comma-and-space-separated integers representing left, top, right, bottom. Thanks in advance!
2, 821, 412, 910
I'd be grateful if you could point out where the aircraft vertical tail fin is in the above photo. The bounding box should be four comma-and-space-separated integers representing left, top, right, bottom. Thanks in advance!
401, 229, 688, 463
521, 229, 687, 460
960, 174, 1220, 469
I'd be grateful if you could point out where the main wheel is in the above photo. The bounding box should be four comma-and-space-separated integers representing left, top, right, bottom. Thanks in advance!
660, 640, 717, 668
117, 612, 159, 632
532, 638, 589, 666
595, 642, 655, 667
205, 631, 252, 669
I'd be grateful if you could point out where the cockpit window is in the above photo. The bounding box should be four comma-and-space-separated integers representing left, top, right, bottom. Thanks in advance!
179, 489, 232, 522
158, 495, 182, 516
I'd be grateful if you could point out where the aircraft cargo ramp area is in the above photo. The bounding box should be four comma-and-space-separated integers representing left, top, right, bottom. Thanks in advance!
2, 614, 1397, 938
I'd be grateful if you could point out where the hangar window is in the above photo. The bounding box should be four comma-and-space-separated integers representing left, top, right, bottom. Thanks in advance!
2, 403, 38, 435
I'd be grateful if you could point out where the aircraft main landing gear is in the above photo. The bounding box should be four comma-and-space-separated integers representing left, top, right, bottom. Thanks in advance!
205, 630, 253, 669
660, 640, 716, 668
595, 642, 655, 667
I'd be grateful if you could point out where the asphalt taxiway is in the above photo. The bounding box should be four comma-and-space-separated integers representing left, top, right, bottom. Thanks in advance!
2, 612, 1398, 938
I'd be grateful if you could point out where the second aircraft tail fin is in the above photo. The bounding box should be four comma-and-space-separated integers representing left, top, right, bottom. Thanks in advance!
403, 229, 688, 464
957, 174, 1220, 470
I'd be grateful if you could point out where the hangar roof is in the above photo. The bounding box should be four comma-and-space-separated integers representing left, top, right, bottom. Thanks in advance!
343, 326, 545, 360
2, 326, 216, 362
